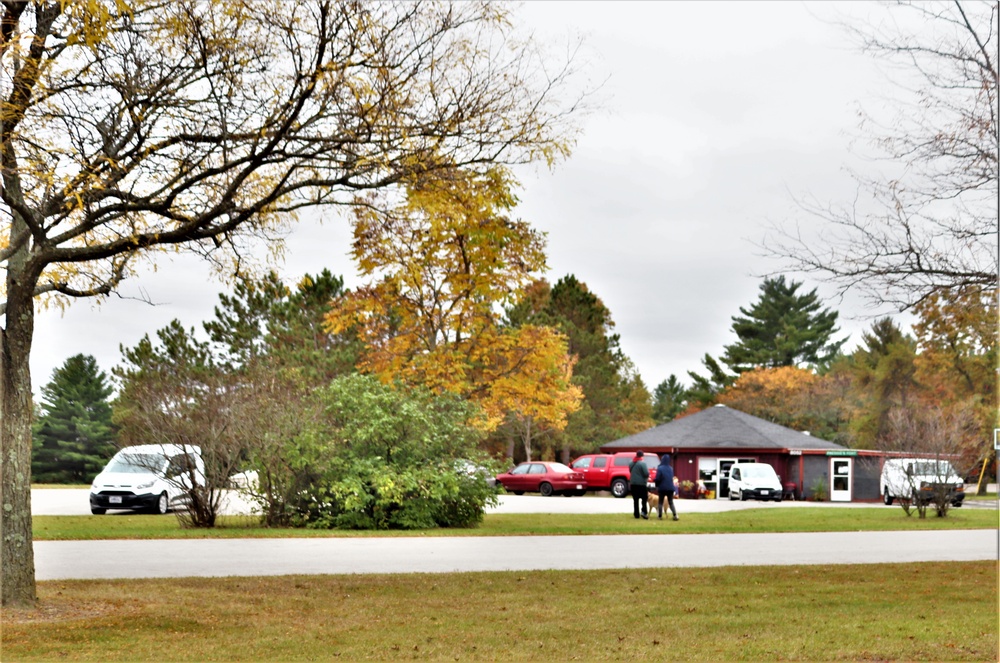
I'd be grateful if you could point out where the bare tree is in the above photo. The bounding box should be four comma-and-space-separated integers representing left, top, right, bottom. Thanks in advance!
763, 1, 998, 310
113, 321, 248, 528
0, 0, 585, 606
882, 402, 980, 517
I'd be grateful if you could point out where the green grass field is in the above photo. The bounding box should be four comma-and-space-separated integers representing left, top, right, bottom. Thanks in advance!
11, 504, 998, 661
31, 506, 998, 540
3, 562, 995, 661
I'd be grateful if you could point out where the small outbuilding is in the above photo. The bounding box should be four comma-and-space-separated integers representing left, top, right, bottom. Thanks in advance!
600, 404, 872, 501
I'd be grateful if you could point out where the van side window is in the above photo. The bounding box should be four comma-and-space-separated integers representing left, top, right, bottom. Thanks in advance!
167, 454, 195, 478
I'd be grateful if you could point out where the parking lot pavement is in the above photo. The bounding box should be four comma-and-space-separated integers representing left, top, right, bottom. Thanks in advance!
30, 488, 260, 516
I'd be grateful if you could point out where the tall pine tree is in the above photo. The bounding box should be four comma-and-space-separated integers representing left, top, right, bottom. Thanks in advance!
652, 375, 688, 423
722, 276, 844, 373
32, 355, 115, 483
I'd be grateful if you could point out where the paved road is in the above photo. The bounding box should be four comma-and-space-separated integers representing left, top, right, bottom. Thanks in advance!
34, 530, 997, 580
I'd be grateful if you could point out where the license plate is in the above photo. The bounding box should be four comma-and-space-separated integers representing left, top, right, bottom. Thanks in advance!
576, 484, 583, 490
109, 496, 122, 504
760, 490, 769, 496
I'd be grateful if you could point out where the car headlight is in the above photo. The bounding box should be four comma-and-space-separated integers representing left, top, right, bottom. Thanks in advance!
136, 480, 156, 490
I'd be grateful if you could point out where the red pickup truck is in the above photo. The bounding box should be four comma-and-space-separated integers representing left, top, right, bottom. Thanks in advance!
569, 452, 659, 498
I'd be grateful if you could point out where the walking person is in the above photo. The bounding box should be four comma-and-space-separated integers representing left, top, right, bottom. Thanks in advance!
654, 455, 679, 521
629, 451, 649, 519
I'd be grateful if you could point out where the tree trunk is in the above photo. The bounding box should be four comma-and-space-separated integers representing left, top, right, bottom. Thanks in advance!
521, 416, 532, 462
1, 275, 38, 607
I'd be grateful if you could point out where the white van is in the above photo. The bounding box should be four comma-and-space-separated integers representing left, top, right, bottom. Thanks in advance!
89, 445, 205, 515
880, 458, 965, 507
728, 462, 783, 502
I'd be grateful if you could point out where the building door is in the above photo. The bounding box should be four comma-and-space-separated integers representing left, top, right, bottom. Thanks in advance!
830, 458, 852, 502
718, 459, 737, 499
697, 458, 717, 498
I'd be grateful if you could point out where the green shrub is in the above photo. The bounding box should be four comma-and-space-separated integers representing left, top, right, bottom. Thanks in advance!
248, 375, 498, 530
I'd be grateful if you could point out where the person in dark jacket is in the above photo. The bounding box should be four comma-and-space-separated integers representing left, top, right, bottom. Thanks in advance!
629, 451, 649, 519
653, 456, 679, 520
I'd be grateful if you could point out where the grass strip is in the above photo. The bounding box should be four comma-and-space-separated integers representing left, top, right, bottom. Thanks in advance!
32, 507, 999, 540
3, 562, 995, 661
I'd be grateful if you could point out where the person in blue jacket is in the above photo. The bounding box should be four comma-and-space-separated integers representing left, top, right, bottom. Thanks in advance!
653, 455, 679, 521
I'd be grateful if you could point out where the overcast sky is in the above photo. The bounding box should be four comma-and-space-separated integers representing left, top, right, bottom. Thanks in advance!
30, 1, 903, 395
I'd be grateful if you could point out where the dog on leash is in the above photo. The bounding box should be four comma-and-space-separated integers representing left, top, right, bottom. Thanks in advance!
647, 488, 660, 511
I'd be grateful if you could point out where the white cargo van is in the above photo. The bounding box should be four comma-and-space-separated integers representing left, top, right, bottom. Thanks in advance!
880, 457, 965, 507
89, 444, 205, 515
728, 462, 783, 502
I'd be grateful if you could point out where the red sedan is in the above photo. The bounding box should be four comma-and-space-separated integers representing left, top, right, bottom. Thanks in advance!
495, 462, 587, 497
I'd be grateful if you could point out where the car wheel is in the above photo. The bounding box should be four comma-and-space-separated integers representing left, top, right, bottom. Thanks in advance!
883, 492, 894, 506
740, 490, 749, 501
513, 490, 524, 495
90, 507, 106, 515
773, 495, 782, 502
952, 501, 963, 508
539, 482, 554, 497
574, 490, 587, 497
152, 492, 169, 515
610, 478, 629, 498
729, 489, 736, 501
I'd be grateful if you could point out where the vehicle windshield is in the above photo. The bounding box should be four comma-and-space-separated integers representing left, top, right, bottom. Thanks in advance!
105, 454, 165, 474
740, 465, 776, 479
910, 461, 955, 476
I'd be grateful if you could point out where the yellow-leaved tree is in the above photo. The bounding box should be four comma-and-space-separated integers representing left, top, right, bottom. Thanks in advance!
0, 0, 583, 606
717, 365, 852, 442
326, 168, 581, 458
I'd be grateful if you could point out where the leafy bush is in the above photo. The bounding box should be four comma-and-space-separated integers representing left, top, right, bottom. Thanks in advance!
247, 374, 498, 529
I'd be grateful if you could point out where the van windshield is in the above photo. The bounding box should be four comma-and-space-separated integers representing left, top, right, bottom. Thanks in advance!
740, 464, 776, 479
910, 461, 955, 477
105, 454, 165, 474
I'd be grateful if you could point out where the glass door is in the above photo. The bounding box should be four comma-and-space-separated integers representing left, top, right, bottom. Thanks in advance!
830, 458, 852, 502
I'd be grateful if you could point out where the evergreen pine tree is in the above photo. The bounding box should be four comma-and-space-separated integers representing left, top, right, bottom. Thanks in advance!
722, 276, 844, 373
32, 355, 116, 483
652, 375, 688, 423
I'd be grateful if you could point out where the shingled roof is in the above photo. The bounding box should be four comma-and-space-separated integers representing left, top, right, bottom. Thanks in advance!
601, 404, 847, 452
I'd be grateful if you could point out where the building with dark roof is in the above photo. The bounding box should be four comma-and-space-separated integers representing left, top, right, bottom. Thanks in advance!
599, 404, 873, 501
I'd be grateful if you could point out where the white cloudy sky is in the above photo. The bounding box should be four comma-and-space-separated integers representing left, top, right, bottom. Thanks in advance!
30, 1, 905, 394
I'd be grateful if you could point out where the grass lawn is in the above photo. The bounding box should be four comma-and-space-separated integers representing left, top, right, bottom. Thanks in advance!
3, 562, 995, 661
32, 506, 999, 540
964, 492, 998, 501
